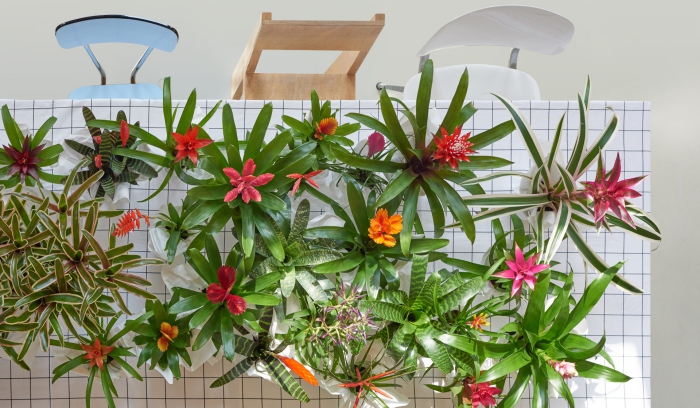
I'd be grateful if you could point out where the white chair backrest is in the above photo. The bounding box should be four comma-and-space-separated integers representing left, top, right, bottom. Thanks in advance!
404, 64, 540, 101
417, 5, 574, 57
56, 15, 178, 51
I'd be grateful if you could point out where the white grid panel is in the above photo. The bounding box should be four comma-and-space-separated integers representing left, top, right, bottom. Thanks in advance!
0, 99, 651, 408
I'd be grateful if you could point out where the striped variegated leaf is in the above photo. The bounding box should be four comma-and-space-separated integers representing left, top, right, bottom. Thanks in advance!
567, 92, 589, 176
578, 108, 619, 178
415, 325, 453, 374
288, 199, 309, 244
294, 269, 327, 301
234, 336, 257, 356
111, 156, 126, 176
492, 94, 546, 169
411, 272, 440, 313
258, 307, 274, 334
280, 268, 296, 298
370, 301, 408, 323
547, 113, 566, 171
460, 171, 530, 186
210, 357, 255, 388
375, 290, 408, 305
387, 323, 415, 361
127, 159, 158, 178
461, 193, 550, 208
114, 172, 138, 184
438, 277, 484, 314
293, 249, 341, 267
407, 254, 429, 304
543, 201, 572, 264
64, 139, 95, 156
82, 107, 101, 137
263, 354, 310, 402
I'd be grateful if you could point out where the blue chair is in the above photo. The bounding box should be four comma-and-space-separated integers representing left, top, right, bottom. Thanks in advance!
55, 15, 178, 99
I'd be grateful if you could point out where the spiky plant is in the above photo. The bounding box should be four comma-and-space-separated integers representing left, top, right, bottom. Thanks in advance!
0, 164, 161, 368
63, 107, 158, 198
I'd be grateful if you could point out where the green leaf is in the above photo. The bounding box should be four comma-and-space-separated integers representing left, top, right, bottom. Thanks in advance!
211, 358, 255, 388
545, 363, 575, 407
175, 88, 197, 135
220, 312, 236, 361
567, 93, 589, 176
563, 261, 625, 334
497, 365, 530, 408
193, 308, 221, 350
439, 66, 469, 135
187, 184, 230, 201
457, 156, 513, 170
579, 108, 619, 177
371, 301, 408, 323
187, 248, 217, 284
242, 293, 280, 306
313, 251, 364, 273
240, 204, 255, 258
181, 201, 225, 231
478, 348, 531, 383
346, 179, 369, 232
415, 59, 434, 148
400, 179, 420, 256
461, 193, 550, 208
188, 301, 220, 330
331, 145, 405, 173
415, 325, 453, 374
574, 360, 631, 382
263, 354, 310, 402
244, 103, 273, 160
379, 89, 413, 158
436, 333, 515, 359
252, 207, 285, 262
375, 168, 418, 208
523, 270, 550, 334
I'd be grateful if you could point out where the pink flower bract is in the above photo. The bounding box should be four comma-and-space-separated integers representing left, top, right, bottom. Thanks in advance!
493, 244, 549, 297
470, 382, 501, 408
223, 159, 274, 204
580, 153, 645, 228
550, 360, 578, 380
206, 265, 247, 315
367, 132, 385, 157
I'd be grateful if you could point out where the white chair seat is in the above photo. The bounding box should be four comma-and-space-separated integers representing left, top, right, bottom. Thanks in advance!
67, 83, 163, 100
403, 64, 540, 101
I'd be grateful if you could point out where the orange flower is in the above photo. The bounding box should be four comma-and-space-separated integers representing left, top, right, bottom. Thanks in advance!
94, 154, 102, 169
81, 338, 114, 370
468, 313, 489, 332
368, 208, 403, 247
275, 354, 318, 386
157, 322, 179, 352
314, 117, 338, 140
112, 209, 151, 237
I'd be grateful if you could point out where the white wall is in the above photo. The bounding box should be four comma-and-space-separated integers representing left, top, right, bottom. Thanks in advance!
1, 0, 697, 405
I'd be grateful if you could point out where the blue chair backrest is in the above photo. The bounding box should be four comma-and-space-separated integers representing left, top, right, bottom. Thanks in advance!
56, 15, 178, 51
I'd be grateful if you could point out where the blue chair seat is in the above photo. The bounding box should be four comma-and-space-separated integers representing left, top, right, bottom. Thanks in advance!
68, 83, 163, 100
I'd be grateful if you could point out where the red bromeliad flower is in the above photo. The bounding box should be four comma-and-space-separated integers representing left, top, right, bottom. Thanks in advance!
206, 266, 247, 315
223, 159, 274, 204
93, 135, 102, 145
433, 126, 475, 170
314, 117, 338, 140
580, 153, 645, 228
112, 209, 150, 237
94, 154, 103, 169
81, 338, 114, 370
2, 136, 44, 182
339, 368, 397, 408
172, 126, 213, 165
469, 382, 501, 408
287, 169, 322, 196
119, 120, 130, 147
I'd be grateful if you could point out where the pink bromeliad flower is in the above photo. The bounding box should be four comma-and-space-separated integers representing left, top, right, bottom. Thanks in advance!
223, 159, 274, 204
580, 153, 645, 228
469, 382, 501, 408
549, 360, 578, 380
493, 244, 549, 297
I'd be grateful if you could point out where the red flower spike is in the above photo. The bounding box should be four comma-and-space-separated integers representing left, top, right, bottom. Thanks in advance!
119, 120, 129, 147
314, 117, 338, 140
339, 368, 397, 408
112, 209, 150, 237
81, 338, 114, 371
2, 136, 44, 182
223, 159, 274, 204
580, 153, 646, 228
93, 135, 102, 145
94, 154, 102, 169
287, 169, 322, 196
433, 126, 475, 170
172, 126, 213, 165
206, 265, 247, 315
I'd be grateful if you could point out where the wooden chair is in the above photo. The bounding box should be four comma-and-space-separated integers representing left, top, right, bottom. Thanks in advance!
231, 12, 384, 100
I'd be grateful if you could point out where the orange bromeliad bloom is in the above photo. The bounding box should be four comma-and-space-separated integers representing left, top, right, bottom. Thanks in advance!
112, 209, 151, 237
368, 208, 403, 248
81, 338, 114, 370
468, 313, 490, 332
314, 117, 338, 140
274, 354, 318, 386
157, 322, 179, 352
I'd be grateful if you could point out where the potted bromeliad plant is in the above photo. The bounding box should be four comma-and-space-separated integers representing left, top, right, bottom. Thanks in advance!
0, 58, 660, 408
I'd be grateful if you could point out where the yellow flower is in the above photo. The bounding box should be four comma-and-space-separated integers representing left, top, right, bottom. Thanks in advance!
468, 313, 489, 332
157, 322, 179, 352
368, 208, 403, 247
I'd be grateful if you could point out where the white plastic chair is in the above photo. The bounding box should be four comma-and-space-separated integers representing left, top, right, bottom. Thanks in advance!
55, 15, 179, 99
378, 6, 574, 101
